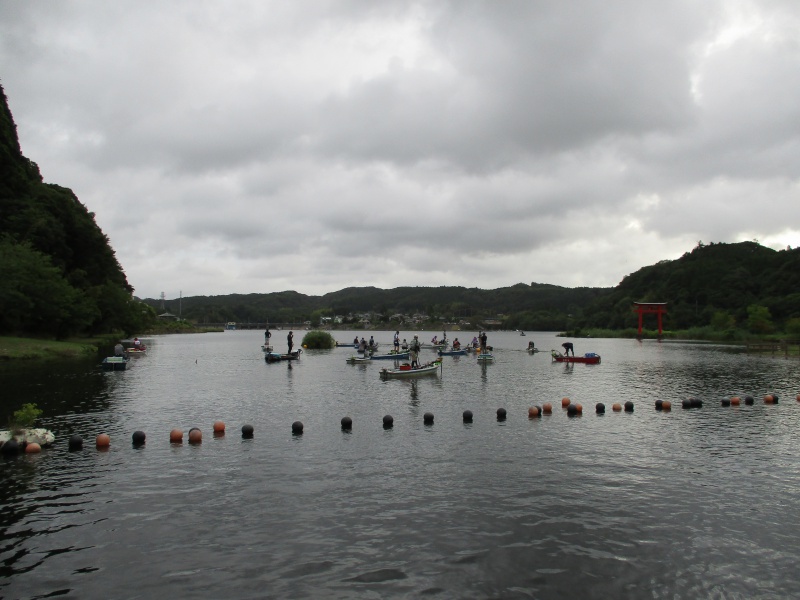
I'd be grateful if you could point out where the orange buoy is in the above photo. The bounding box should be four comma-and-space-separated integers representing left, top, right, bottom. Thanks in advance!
575, 403, 583, 414
188, 428, 202, 444
662, 400, 672, 411
796, 394, 800, 402
170, 428, 183, 443
730, 397, 741, 406
25, 442, 42, 454
213, 421, 225, 433
561, 397, 571, 407
612, 403, 622, 412
764, 394, 774, 404
528, 406, 539, 418
542, 402, 552, 414
96, 433, 110, 448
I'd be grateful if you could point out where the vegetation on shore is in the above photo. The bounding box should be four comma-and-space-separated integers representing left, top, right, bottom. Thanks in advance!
0, 336, 101, 360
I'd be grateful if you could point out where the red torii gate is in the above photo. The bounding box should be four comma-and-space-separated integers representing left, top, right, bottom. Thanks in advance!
633, 302, 667, 336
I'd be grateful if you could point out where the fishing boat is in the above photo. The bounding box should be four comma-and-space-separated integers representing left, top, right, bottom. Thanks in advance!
102, 356, 129, 371
420, 342, 448, 350
476, 353, 494, 362
519, 331, 526, 336
261, 345, 274, 352
551, 351, 601, 364
127, 347, 147, 355
370, 351, 410, 360
438, 349, 466, 356
345, 355, 372, 364
265, 350, 302, 363
379, 361, 441, 380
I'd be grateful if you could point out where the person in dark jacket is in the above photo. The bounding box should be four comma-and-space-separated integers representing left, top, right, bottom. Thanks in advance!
561, 342, 574, 356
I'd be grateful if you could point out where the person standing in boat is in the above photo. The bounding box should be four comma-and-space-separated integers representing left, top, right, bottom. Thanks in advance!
479, 331, 488, 353
409, 335, 421, 368
393, 331, 400, 352
264, 327, 271, 344
359, 337, 367, 353
287, 331, 294, 354
561, 341, 574, 356
369, 335, 376, 350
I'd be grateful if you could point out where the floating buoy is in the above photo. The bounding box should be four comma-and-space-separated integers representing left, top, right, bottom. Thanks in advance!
744, 396, 754, 405
542, 402, 553, 414
721, 398, 731, 407
596, 402, 605, 414
575, 403, 583, 414
241, 424, 254, 438
96, 433, 110, 449
423, 412, 434, 424
188, 428, 202, 444
496, 408, 507, 421
383, 415, 394, 428
169, 428, 183, 443
624, 401, 634, 412
341, 416, 352, 430
68, 435, 83, 451
213, 421, 225, 434
528, 406, 540, 418
682, 399, 691, 409
567, 404, 578, 417
132, 431, 146, 446
1, 440, 20, 455
655, 399, 663, 410
25, 442, 41, 454
291, 421, 303, 434
731, 396, 741, 406
612, 403, 622, 412
561, 397, 571, 407
463, 410, 473, 423
662, 400, 672, 411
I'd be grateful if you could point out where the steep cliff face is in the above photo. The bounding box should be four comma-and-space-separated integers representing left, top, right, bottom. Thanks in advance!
0, 83, 139, 337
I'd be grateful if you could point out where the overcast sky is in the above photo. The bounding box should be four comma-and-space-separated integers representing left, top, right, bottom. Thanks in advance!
2, 1, 799, 300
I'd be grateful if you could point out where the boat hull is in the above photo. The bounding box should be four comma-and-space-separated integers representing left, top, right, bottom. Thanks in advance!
379, 363, 440, 379
438, 350, 466, 356
102, 357, 128, 371
370, 352, 410, 360
552, 355, 601, 364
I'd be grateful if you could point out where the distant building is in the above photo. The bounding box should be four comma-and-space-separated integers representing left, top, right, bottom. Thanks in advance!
158, 312, 179, 321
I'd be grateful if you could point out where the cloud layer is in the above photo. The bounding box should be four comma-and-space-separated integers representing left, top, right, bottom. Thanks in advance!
2, 0, 799, 299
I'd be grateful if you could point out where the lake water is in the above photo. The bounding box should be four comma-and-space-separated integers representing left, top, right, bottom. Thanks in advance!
2, 330, 800, 599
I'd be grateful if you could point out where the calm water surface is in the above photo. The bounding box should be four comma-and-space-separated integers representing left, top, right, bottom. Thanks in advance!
2, 331, 800, 599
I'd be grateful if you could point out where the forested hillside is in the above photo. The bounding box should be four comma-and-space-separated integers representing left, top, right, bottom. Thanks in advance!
575, 241, 800, 333
0, 83, 151, 338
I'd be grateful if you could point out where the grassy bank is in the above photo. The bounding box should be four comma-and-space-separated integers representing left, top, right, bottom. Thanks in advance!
0, 336, 103, 360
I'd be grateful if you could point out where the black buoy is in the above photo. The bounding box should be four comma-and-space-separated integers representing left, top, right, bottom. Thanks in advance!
721, 398, 731, 407
241, 424, 254, 438
291, 421, 304, 434
567, 404, 578, 416
690, 398, 703, 408
68, 435, 83, 451
463, 410, 473, 423
131, 431, 146, 446
383, 415, 394, 429
496, 407, 507, 421
624, 401, 634, 412
1, 440, 20, 456
596, 402, 605, 414
341, 416, 352, 430
682, 399, 692, 409
655, 399, 663, 410
744, 396, 754, 405
423, 412, 434, 425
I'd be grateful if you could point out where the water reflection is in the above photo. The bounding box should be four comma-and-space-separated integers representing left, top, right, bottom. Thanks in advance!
3, 331, 800, 599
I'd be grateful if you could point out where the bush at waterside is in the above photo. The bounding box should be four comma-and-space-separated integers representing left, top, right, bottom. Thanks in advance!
302, 330, 335, 349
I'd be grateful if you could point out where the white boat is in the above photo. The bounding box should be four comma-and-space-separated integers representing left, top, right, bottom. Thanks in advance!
476, 353, 495, 362
379, 361, 441, 380
346, 355, 372, 364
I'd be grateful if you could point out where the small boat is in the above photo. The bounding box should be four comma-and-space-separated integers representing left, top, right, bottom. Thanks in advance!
265, 350, 302, 363
476, 353, 494, 362
261, 345, 274, 352
102, 356, 129, 371
370, 351, 410, 360
420, 342, 448, 350
519, 331, 526, 336
438, 349, 466, 356
551, 351, 601, 364
225, 322, 236, 330
345, 355, 372, 364
127, 346, 147, 355
526, 347, 540, 353
379, 361, 441, 380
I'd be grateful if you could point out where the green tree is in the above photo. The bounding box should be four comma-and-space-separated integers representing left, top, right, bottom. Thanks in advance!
746, 304, 773, 334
